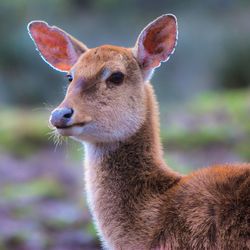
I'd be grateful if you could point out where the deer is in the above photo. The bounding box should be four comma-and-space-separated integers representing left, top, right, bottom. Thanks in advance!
27, 14, 250, 250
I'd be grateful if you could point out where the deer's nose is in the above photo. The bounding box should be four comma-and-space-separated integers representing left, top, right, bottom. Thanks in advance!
50, 108, 74, 128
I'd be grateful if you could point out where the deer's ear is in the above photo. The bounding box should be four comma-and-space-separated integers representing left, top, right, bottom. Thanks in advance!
133, 14, 178, 80
27, 21, 88, 72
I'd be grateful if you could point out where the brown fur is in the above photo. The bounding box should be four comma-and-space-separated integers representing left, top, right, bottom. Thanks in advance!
28, 16, 250, 250
84, 83, 250, 249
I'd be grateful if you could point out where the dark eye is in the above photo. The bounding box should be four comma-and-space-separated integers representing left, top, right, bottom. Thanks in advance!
107, 72, 124, 85
66, 74, 73, 82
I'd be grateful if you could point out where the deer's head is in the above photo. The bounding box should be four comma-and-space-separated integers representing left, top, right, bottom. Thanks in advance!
28, 14, 177, 143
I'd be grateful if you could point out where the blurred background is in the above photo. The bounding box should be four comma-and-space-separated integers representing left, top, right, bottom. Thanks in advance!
0, 0, 250, 249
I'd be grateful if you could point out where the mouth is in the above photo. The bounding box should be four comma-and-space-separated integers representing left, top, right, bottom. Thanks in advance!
54, 122, 88, 137
54, 122, 86, 130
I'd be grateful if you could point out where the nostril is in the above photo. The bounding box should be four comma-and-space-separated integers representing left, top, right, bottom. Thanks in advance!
50, 108, 74, 128
63, 108, 74, 119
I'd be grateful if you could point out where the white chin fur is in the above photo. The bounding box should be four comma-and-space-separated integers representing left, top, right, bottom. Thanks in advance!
57, 126, 84, 137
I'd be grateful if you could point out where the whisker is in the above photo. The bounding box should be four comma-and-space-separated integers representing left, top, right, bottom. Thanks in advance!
31, 103, 54, 113
46, 127, 66, 152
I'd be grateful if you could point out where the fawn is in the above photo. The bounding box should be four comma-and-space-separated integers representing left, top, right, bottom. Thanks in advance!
28, 14, 250, 250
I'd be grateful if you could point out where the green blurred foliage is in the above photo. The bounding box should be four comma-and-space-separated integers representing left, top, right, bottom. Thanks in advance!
162, 90, 250, 153
0, 110, 50, 156
2, 178, 66, 201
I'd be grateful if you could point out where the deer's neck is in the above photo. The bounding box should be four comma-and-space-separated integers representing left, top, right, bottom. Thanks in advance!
83, 84, 180, 249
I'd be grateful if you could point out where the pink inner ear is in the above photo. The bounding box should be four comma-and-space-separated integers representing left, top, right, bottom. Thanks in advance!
143, 17, 176, 57
29, 22, 75, 71
137, 15, 177, 70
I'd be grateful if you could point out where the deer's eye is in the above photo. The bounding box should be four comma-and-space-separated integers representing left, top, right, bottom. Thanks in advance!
66, 74, 73, 82
107, 72, 124, 85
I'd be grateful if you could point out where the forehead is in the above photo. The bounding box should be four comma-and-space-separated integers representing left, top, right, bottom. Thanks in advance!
73, 45, 134, 76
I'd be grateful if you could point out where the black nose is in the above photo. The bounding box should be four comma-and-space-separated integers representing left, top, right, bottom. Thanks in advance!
50, 108, 74, 128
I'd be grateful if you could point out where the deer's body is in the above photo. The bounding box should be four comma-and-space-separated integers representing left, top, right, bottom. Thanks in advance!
85, 83, 250, 249
28, 15, 250, 249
